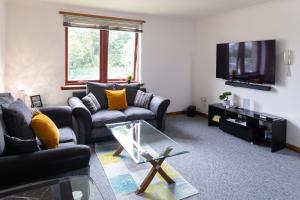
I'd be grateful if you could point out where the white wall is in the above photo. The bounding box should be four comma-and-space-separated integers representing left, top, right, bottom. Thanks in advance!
0, 0, 6, 92
192, 0, 300, 146
5, 0, 194, 112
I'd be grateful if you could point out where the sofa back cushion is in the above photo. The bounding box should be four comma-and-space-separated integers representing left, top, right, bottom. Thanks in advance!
86, 82, 115, 109
115, 84, 140, 106
0, 93, 15, 156
72, 91, 86, 99
2, 99, 36, 140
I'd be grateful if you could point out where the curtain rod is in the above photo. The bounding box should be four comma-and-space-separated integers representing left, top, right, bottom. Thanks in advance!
59, 11, 146, 24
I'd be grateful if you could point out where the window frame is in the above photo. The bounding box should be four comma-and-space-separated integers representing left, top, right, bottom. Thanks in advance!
65, 27, 139, 85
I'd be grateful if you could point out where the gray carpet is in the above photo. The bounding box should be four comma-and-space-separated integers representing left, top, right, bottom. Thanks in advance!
89, 115, 300, 200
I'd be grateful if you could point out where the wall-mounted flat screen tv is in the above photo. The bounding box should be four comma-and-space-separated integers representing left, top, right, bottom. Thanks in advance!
216, 40, 276, 84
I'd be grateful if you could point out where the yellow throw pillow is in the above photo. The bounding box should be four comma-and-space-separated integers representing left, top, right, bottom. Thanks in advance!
31, 112, 59, 148
105, 89, 128, 110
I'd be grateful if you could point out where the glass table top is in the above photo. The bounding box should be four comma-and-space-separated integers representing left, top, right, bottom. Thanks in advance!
106, 120, 189, 164
0, 176, 103, 200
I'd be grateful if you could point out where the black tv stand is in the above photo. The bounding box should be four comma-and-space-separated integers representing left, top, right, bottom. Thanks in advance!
225, 81, 272, 91
208, 104, 286, 152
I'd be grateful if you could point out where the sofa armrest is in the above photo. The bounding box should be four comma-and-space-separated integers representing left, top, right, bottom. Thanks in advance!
39, 106, 72, 128
68, 97, 92, 144
149, 96, 170, 132
0, 145, 91, 187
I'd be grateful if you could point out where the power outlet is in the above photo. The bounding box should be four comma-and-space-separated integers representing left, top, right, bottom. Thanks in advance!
201, 97, 207, 103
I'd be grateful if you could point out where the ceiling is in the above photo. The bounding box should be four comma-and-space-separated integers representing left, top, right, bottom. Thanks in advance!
36, 0, 274, 19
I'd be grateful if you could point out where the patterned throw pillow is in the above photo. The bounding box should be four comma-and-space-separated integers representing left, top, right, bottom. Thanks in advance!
82, 93, 101, 114
134, 90, 153, 109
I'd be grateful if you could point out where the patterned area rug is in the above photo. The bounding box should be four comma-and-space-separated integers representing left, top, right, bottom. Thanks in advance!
95, 143, 199, 200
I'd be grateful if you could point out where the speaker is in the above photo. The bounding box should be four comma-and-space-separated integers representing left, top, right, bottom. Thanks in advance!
186, 105, 196, 117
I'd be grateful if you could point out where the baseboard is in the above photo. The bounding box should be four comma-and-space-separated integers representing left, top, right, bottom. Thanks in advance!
287, 144, 300, 154
167, 110, 208, 118
196, 111, 208, 118
167, 111, 185, 116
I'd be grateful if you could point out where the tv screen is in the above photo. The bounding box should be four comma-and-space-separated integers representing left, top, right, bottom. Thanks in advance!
216, 40, 276, 84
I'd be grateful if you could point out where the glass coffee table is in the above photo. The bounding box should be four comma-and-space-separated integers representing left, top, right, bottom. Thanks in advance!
0, 176, 103, 200
106, 120, 188, 194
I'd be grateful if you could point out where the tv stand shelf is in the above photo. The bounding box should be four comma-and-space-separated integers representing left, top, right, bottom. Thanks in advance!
208, 103, 286, 152
225, 81, 272, 91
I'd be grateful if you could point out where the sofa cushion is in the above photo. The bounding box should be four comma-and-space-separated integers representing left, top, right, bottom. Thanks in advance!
0, 93, 14, 156
31, 112, 59, 149
105, 89, 128, 110
59, 127, 77, 143
91, 110, 126, 127
115, 84, 140, 106
123, 106, 155, 121
37, 127, 77, 149
86, 82, 115, 109
57, 141, 78, 148
4, 134, 39, 155
2, 99, 36, 140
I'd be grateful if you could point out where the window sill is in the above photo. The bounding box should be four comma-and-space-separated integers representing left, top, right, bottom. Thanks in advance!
61, 85, 86, 90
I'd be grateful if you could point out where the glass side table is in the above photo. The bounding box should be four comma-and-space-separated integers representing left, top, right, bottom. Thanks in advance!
0, 176, 103, 200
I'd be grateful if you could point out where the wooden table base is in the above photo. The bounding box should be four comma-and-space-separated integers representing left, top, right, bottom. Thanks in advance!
113, 144, 175, 194
113, 144, 123, 156
136, 157, 175, 194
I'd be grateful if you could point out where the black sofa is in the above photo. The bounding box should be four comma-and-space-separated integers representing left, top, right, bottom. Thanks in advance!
0, 93, 91, 188
68, 82, 170, 144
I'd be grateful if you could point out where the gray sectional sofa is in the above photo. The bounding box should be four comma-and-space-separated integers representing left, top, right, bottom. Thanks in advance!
68, 82, 170, 144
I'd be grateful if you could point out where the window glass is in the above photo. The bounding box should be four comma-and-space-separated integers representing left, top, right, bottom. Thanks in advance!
108, 31, 136, 80
68, 27, 100, 81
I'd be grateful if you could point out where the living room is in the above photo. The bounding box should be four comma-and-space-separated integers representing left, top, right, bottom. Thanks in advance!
0, 0, 300, 199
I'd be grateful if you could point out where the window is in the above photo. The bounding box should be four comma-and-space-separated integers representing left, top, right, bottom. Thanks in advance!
66, 27, 139, 85
66, 28, 139, 85
61, 11, 144, 85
